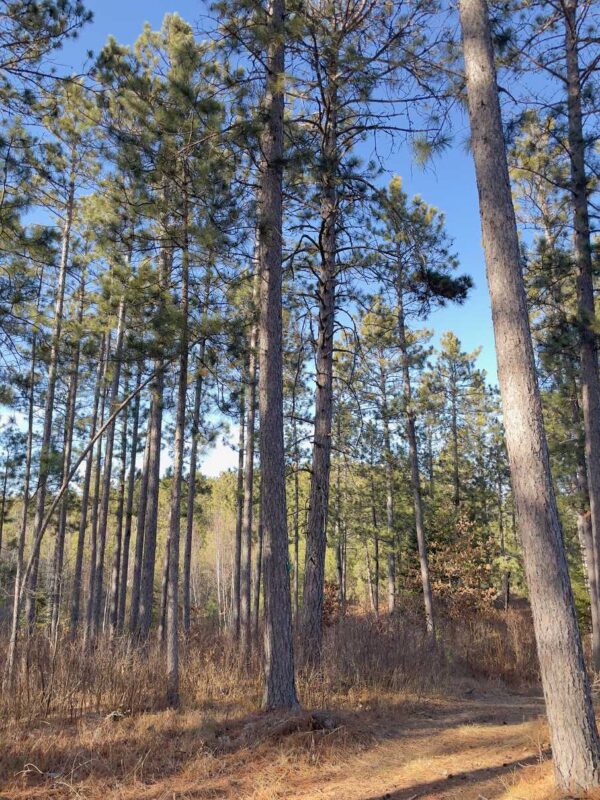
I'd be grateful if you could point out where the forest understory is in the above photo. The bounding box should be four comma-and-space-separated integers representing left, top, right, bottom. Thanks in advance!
0, 604, 586, 800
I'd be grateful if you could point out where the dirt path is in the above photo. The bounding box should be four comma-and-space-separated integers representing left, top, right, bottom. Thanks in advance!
279, 692, 552, 800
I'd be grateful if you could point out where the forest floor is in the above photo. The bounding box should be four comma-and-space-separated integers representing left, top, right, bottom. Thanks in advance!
3, 685, 595, 800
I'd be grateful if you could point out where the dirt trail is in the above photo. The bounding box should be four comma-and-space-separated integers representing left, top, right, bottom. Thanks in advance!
280, 692, 551, 800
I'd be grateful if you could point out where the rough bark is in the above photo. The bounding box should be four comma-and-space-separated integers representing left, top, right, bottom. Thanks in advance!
564, 0, 600, 673
459, 0, 600, 788
258, 0, 298, 710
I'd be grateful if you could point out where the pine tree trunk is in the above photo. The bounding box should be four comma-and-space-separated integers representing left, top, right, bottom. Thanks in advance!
182, 272, 211, 635
117, 363, 141, 634
26, 176, 75, 626
3, 330, 37, 688
129, 415, 151, 635
232, 391, 245, 638
183, 363, 204, 635
397, 281, 435, 639
575, 442, 600, 665
564, 0, 600, 674
460, 0, 600, 788
166, 204, 189, 706
50, 332, 80, 643
293, 427, 300, 622
241, 309, 258, 659
253, 483, 264, 646
91, 297, 126, 641
301, 86, 338, 662
84, 352, 109, 648
451, 380, 459, 506
70, 334, 105, 638
138, 363, 164, 640
109, 377, 129, 639
380, 372, 396, 611
258, 0, 298, 710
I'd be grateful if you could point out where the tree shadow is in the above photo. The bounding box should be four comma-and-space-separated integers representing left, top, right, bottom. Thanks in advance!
363, 752, 548, 800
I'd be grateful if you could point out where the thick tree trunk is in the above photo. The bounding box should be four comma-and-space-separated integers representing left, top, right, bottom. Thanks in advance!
26, 176, 75, 626
564, 0, 600, 674
258, 0, 298, 710
70, 335, 105, 638
397, 282, 435, 639
459, 0, 600, 789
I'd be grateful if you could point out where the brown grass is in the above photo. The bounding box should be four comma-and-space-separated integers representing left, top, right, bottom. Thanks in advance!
1, 603, 582, 800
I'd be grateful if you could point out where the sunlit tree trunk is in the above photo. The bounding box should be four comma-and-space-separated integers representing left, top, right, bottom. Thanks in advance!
460, 0, 600, 788
564, 0, 600, 673
258, 0, 298, 710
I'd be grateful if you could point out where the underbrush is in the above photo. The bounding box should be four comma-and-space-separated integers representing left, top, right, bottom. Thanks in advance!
0, 601, 539, 724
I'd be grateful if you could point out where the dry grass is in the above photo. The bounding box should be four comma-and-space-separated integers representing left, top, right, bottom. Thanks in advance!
0, 603, 585, 800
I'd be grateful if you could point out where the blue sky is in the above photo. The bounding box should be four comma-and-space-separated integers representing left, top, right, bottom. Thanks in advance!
52, 0, 496, 473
